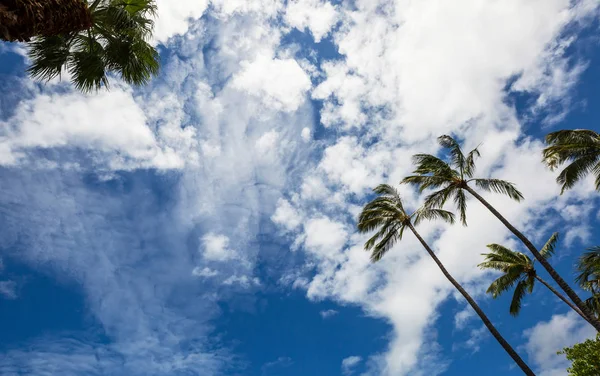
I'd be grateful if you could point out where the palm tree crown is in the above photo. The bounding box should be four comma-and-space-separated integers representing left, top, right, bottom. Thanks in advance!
479, 233, 558, 316
402, 135, 523, 225
27, 0, 159, 92
543, 129, 600, 194
576, 246, 600, 318
357, 184, 454, 261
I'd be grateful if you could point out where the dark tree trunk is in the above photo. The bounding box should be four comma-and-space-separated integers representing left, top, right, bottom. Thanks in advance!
535, 275, 589, 323
0, 0, 92, 42
407, 222, 536, 376
464, 184, 600, 332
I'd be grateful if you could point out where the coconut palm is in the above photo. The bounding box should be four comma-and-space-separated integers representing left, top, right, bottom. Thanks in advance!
576, 246, 600, 319
402, 134, 600, 331
358, 184, 535, 375
543, 129, 600, 194
479, 233, 588, 323
0, 0, 92, 42
24, 0, 159, 92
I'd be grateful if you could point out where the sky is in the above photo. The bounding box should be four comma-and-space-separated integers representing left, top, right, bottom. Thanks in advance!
0, 1, 600, 375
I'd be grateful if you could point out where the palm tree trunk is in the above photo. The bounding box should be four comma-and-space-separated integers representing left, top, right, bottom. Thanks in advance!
534, 275, 589, 323
407, 222, 536, 376
0, 0, 92, 42
464, 185, 600, 332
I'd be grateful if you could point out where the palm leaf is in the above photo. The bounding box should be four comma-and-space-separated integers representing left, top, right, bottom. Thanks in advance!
412, 208, 455, 226
509, 279, 530, 316
539, 232, 559, 259
437, 135, 467, 175
453, 188, 468, 226
472, 178, 524, 202
464, 146, 481, 178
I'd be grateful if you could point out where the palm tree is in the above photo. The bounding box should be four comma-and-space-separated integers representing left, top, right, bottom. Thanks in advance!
479, 233, 588, 323
576, 246, 600, 319
358, 184, 535, 376
403, 134, 600, 332
543, 129, 600, 194
0, 0, 92, 42
24, 0, 159, 92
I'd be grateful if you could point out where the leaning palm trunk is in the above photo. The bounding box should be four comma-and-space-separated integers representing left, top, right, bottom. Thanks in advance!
464, 185, 600, 332
0, 0, 92, 42
534, 275, 588, 322
407, 223, 536, 376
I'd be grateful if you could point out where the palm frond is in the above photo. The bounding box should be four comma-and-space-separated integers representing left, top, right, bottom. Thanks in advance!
472, 178, 524, 202
543, 129, 600, 193
555, 155, 600, 194
358, 184, 410, 262
410, 154, 457, 178
575, 246, 600, 289
539, 232, 559, 259
482, 244, 529, 267
26, 35, 71, 81
486, 268, 524, 298
464, 146, 481, 178
422, 185, 456, 209
412, 208, 455, 226
453, 188, 468, 226
437, 135, 466, 175
509, 279, 531, 316
402, 175, 452, 192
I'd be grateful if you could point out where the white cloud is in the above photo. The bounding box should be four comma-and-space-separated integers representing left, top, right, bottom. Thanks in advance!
303, 217, 348, 260
341, 355, 362, 375
524, 312, 596, 375
0, 90, 197, 170
272, 199, 303, 231
285, 0, 339, 42
0, 281, 17, 299
192, 267, 219, 278
231, 53, 312, 112
201, 233, 238, 262
153, 0, 210, 43
320, 309, 339, 319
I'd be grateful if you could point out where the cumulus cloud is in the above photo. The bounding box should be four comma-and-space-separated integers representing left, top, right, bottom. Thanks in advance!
0, 89, 198, 170
320, 309, 339, 319
524, 312, 596, 376
341, 355, 362, 375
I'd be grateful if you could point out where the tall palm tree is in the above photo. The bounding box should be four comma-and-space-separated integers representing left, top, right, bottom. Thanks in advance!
24, 0, 159, 92
402, 135, 600, 331
576, 246, 600, 319
543, 129, 600, 194
479, 233, 588, 323
358, 184, 535, 376
0, 0, 92, 42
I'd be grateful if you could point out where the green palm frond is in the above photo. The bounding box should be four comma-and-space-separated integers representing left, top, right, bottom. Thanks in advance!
410, 154, 457, 178
438, 135, 466, 174
540, 232, 559, 259
464, 146, 481, 178
471, 178, 524, 202
402, 175, 452, 192
453, 188, 468, 226
26, 35, 71, 82
482, 244, 530, 268
412, 208, 455, 226
575, 246, 600, 289
422, 185, 456, 209
543, 129, 600, 193
509, 279, 532, 316
486, 267, 524, 298
555, 155, 600, 194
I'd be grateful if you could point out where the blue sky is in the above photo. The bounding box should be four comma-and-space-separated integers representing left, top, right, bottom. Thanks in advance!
0, 1, 600, 375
